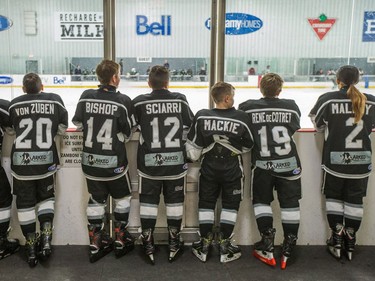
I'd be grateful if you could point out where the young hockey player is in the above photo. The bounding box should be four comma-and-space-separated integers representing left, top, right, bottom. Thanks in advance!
8, 73, 68, 267
0, 99, 20, 260
186, 81, 253, 263
309, 65, 375, 261
239, 73, 302, 269
72, 59, 135, 263
132, 65, 194, 264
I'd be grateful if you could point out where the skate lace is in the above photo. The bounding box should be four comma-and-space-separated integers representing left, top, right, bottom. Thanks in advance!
26, 234, 40, 246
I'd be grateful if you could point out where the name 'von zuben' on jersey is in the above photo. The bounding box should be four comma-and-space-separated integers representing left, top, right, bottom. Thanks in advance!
309, 88, 375, 179
185, 107, 254, 162
72, 86, 134, 181
8, 93, 68, 180
132, 89, 194, 180
239, 98, 302, 179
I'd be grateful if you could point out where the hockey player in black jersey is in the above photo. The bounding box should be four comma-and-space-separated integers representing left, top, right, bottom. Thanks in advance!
310, 65, 375, 261
0, 99, 20, 260
72, 60, 135, 263
186, 82, 253, 263
132, 65, 194, 264
8, 73, 68, 267
239, 73, 302, 269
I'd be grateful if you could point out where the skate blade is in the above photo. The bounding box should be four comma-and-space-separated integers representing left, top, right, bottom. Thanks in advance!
0, 246, 20, 260
169, 247, 184, 263
220, 252, 241, 263
281, 255, 288, 270
147, 253, 155, 265
192, 249, 207, 262
89, 246, 113, 263
114, 244, 135, 258
328, 246, 341, 259
253, 250, 276, 266
346, 251, 353, 261
28, 257, 39, 268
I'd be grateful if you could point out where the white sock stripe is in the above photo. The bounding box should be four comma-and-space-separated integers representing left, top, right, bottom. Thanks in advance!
326, 200, 344, 213
38, 200, 55, 213
220, 209, 238, 224
0, 208, 11, 221
281, 208, 300, 222
253, 204, 272, 217
344, 203, 363, 220
87, 205, 106, 217
18, 208, 36, 223
199, 209, 215, 223
140, 204, 158, 217
166, 204, 184, 218
114, 196, 131, 213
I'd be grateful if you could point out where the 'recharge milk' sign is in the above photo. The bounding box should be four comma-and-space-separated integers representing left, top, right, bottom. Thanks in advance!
55, 12, 103, 41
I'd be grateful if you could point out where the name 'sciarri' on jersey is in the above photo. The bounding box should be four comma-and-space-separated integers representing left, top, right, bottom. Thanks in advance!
132, 89, 194, 180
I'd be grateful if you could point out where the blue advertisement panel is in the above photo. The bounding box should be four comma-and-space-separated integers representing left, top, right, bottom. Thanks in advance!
363, 11, 375, 42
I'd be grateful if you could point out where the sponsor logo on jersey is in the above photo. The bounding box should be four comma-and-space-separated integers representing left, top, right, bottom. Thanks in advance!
0, 76, 13, 84
144, 151, 184, 167
363, 11, 375, 42
256, 157, 298, 173
0, 15, 13, 32
82, 152, 118, 168
48, 164, 57, 171
339, 152, 372, 165
205, 13, 263, 35
308, 14, 336, 41
13, 151, 54, 166
114, 166, 125, 174
136, 15, 171, 36
293, 168, 301, 175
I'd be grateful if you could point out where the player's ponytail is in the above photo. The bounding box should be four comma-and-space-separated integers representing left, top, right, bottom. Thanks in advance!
336, 65, 367, 124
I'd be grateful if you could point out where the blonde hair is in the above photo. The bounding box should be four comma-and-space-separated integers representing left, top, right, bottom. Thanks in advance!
337, 65, 366, 123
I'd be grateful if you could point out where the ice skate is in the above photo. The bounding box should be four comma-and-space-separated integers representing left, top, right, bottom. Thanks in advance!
327, 223, 344, 259
218, 232, 241, 263
39, 221, 53, 260
343, 227, 356, 261
168, 226, 184, 262
0, 229, 20, 260
88, 224, 113, 263
280, 233, 297, 269
114, 222, 135, 258
25, 232, 40, 267
253, 228, 276, 267
141, 228, 155, 265
192, 232, 213, 263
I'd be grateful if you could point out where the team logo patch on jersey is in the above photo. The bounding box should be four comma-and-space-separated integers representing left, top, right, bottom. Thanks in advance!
256, 157, 298, 173
21, 153, 31, 165
82, 152, 118, 168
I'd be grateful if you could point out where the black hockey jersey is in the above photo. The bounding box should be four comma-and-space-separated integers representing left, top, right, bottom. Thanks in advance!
9, 92, 68, 180
0, 99, 11, 155
186, 107, 253, 162
132, 89, 194, 180
309, 87, 375, 178
72, 85, 134, 181
239, 98, 302, 179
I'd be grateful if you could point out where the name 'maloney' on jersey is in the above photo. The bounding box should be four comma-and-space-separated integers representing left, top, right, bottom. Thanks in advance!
185, 107, 253, 162
72, 86, 134, 181
132, 89, 194, 180
8, 93, 68, 180
239, 98, 302, 179
309, 88, 375, 179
